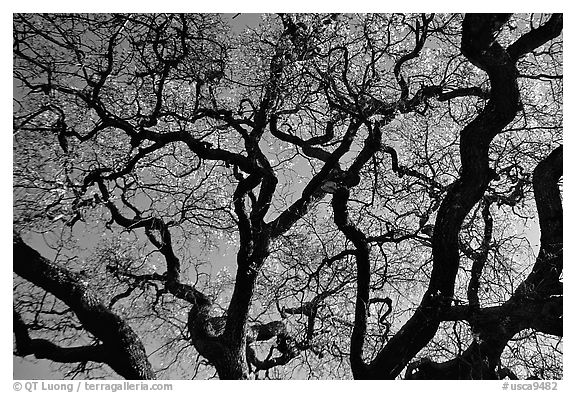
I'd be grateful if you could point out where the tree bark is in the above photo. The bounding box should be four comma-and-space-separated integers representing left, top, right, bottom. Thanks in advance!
358, 14, 561, 379
406, 146, 563, 379
13, 235, 155, 380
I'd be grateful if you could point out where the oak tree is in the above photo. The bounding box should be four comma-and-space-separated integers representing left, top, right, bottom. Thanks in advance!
13, 13, 562, 380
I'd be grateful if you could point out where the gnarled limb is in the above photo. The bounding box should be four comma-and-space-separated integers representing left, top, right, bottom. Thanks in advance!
13, 235, 155, 380
14, 310, 107, 364
407, 145, 563, 379
336, 14, 562, 379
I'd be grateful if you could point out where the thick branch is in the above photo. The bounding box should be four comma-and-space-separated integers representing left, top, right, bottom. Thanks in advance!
13, 235, 155, 379
410, 146, 563, 379
332, 187, 371, 378
268, 120, 361, 238
394, 14, 434, 103
466, 200, 493, 308
366, 13, 543, 379
507, 14, 563, 62
269, 114, 332, 162
14, 310, 107, 364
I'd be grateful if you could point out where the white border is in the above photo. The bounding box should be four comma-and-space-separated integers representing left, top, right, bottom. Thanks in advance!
3, 3, 572, 391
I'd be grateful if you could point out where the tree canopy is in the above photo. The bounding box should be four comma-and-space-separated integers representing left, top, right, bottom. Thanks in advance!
13, 13, 562, 380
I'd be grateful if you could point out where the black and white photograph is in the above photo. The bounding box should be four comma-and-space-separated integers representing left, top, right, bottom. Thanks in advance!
12, 10, 564, 383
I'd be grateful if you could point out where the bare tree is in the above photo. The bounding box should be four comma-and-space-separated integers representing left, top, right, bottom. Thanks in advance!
13, 13, 562, 380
